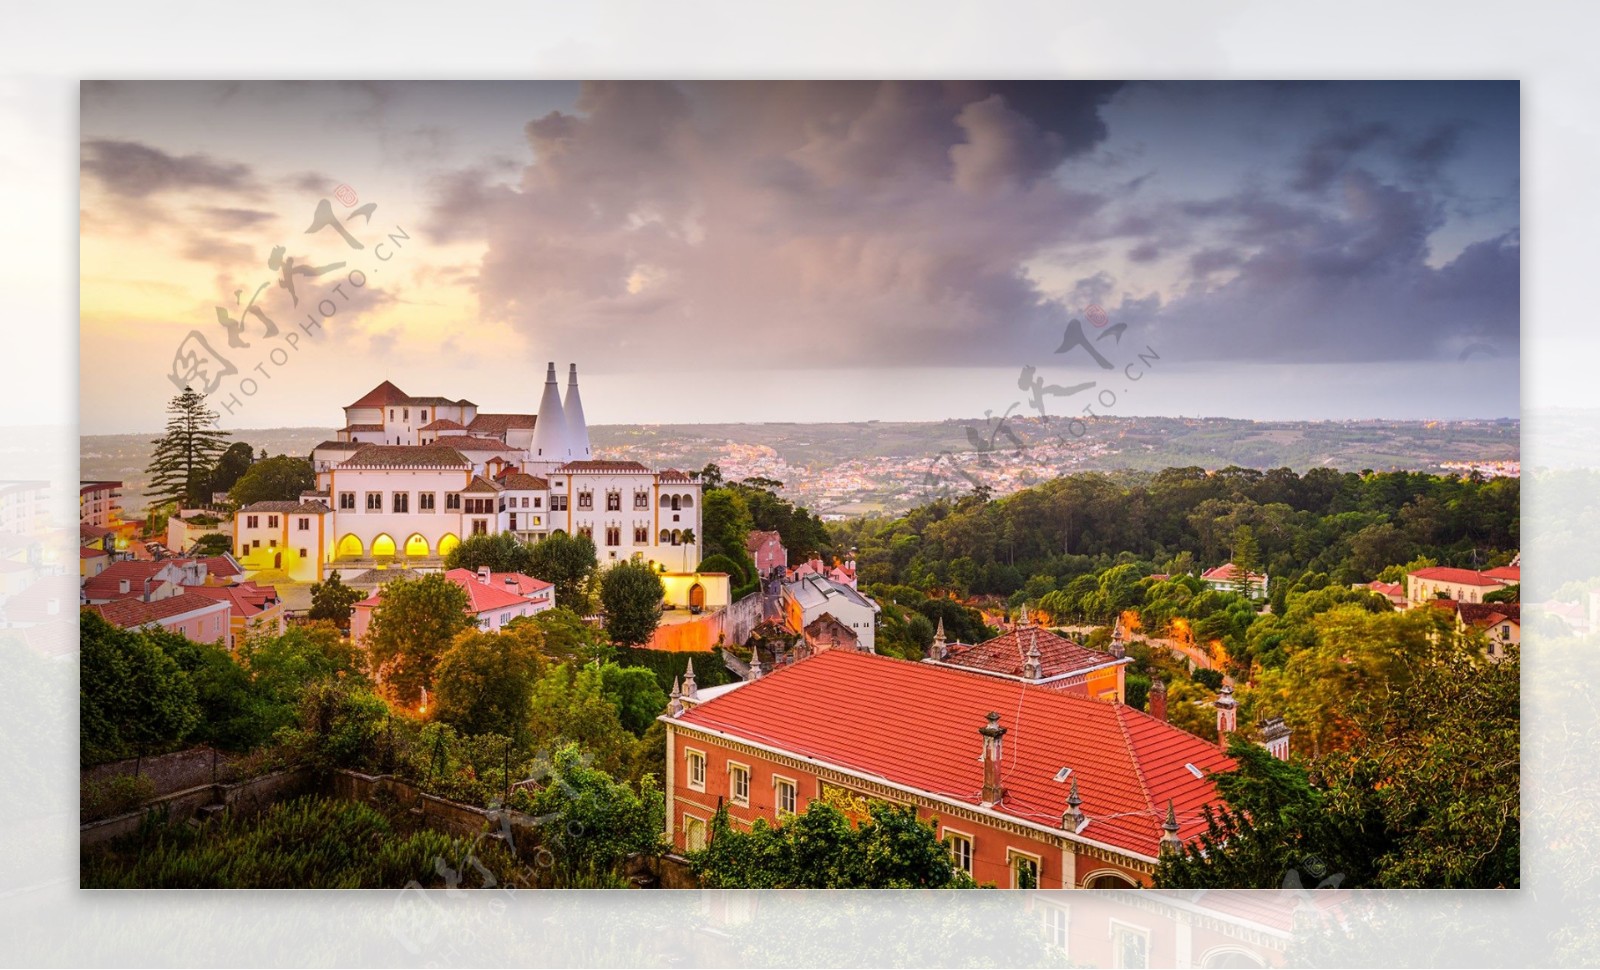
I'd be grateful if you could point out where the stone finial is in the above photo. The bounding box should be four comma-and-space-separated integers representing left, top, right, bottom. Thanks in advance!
1064, 776, 1084, 829
930, 616, 947, 660
682, 658, 698, 700
1023, 630, 1043, 680
1161, 800, 1182, 852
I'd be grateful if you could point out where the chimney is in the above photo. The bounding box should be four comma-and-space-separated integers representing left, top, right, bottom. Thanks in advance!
1149, 677, 1167, 722
1258, 715, 1291, 760
979, 712, 1007, 805
1023, 630, 1043, 680
477, 566, 492, 585
1215, 684, 1237, 749
118, 578, 130, 596
143, 577, 153, 602
1063, 776, 1084, 830
1160, 800, 1182, 854
928, 617, 947, 661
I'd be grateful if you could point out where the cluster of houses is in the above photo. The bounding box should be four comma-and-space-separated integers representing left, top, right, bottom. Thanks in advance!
1356, 560, 1522, 658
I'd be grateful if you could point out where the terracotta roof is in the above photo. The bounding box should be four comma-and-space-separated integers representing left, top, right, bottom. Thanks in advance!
657, 468, 695, 482
238, 500, 330, 514
469, 413, 538, 434
312, 440, 361, 451
405, 396, 474, 407
1409, 566, 1511, 587
556, 460, 651, 474
499, 472, 549, 491
419, 418, 469, 432
337, 444, 470, 469
80, 481, 122, 493
746, 529, 783, 552
341, 424, 385, 433
185, 581, 280, 618
85, 591, 230, 630
1481, 565, 1521, 583
803, 611, 859, 646
461, 475, 502, 494
433, 435, 515, 451
445, 568, 553, 608
1455, 601, 1520, 627
81, 546, 109, 559
941, 627, 1119, 681
80, 522, 113, 541
346, 380, 410, 408
1201, 563, 1266, 583
82, 560, 176, 601
672, 650, 1233, 860
192, 555, 243, 580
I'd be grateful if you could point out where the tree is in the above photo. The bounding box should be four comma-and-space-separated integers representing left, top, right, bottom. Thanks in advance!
147, 387, 230, 509
444, 531, 536, 574
191, 532, 233, 556
206, 441, 257, 498
145, 628, 265, 751
308, 570, 364, 631
600, 560, 665, 647
1231, 525, 1261, 598
79, 611, 200, 765
520, 743, 665, 886
238, 622, 370, 739
365, 574, 472, 707
516, 606, 609, 666
690, 797, 975, 888
432, 626, 544, 739
229, 455, 315, 506
527, 531, 598, 613
527, 663, 636, 777
597, 663, 668, 736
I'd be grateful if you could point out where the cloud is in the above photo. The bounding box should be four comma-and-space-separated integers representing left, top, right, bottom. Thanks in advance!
426, 81, 1121, 368
81, 139, 259, 199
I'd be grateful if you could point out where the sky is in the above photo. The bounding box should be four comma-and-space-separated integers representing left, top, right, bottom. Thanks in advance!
79, 81, 1520, 434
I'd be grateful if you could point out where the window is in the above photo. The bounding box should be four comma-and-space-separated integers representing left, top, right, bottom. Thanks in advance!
605, 526, 621, 547
445, 493, 461, 511
577, 490, 593, 510
634, 490, 650, 510
670, 494, 681, 511
533, 496, 542, 509
684, 815, 708, 852
509, 513, 518, 531
393, 492, 409, 514
660, 529, 671, 544
267, 515, 279, 528
419, 492, 435, 512
339, 492, 356, 511
389, 409, 395, 420
245, 515, 259, 529
945, 830, 973, 875
297, 517, 310, 531
680, 494, 694, 508
1009, 850, 1040, 889
606, 491, 621, 511
367, 492, 383, 511
634, 525, 649, 544
472, 519, 488, 536
298, 547, 308, 558
521, 497, 529, 508
500, 613, 511, 625
686, 750, 706, 791
1501, 624, 1511, 639
420, 410, 427, 422
1040, 904, 1069, 952
578, 524, 594, 541
775, 777, 797, 815
1111, 922, 1149, 969
551, 494, 567, 512
729, 764, 751, 806
402, 407, 409, 421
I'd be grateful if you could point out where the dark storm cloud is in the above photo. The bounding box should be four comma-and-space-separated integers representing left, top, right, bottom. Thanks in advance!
422, 81, 1516, 370
426, 81, 1119, 367
82, 139, 259, 198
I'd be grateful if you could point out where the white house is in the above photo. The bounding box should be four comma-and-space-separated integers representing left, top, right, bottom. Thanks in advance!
781, 573, 881, 651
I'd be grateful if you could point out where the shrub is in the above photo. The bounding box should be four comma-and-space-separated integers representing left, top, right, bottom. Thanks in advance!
81, 774, 157, 821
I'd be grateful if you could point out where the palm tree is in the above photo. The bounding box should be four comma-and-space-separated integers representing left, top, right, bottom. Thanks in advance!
680, 528, 697, 572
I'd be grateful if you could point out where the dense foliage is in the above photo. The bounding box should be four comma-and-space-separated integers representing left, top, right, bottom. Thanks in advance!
365, 573, 472, 706
228, 455, 316, 506
599, 560, 665, 646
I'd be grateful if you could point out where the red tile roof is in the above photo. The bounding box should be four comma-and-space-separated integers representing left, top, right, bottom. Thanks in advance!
672, 650, 1233, 860
1455, 601, 1520, 628
1201, 563, 1266, 583
185, 581, 279, 618
419, 418, 469, 432
81, 546, 109, 559
941, 627, 1121, 681
746, 529, 783, 552
498, 472, 549, 491
657, 468, 696, 482
337, 444, 471, 469
469, 413, 538, 434
1409, 566, 1512, 587
84, 592, 230, 630
1481, 565, 1521, 583
82, 560, 175, 601
432, 435, 516, 451
445, 568, 553, 611
346, 380, 409, 408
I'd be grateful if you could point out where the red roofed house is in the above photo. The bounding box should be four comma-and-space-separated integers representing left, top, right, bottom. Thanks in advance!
1406, 565, 1518, 607
788, 556, 858, 589
349, 566, 554, 643
84, 590, 231, 644
1358, 580, 1407, 610
1434, 600, 1521, 660
801, 612, 861, 653
183, 581, 286, 649
746, 530, 787, 579
663, 649, 1233, 888
1200, 563, 1268, 600
929, 621, 1130, 703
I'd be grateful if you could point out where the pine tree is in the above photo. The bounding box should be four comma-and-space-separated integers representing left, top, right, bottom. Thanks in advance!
1231, 525, 1261, 599
146, 388, 230, 509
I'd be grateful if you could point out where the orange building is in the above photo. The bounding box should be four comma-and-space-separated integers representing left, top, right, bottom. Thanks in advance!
662, 650, 1233, 888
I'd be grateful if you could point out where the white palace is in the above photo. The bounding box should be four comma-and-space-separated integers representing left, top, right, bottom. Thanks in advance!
233, 363, 703, 584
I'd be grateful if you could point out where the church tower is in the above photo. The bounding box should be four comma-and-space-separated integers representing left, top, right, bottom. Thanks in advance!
564, 363, 591, 461
530, 361, 568, 471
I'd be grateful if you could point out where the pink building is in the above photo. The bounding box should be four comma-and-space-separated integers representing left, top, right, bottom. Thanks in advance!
745, 530, 787, 579
84, 590, 231, 644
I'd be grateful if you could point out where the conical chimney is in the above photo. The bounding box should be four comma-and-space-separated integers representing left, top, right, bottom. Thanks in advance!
529, 361, 568, 465
564, 363, 591, 460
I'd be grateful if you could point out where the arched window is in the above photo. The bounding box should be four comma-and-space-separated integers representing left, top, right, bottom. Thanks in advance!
671, 529, 682, 545
670, 495, 681, 511
404, 533, 429, 558
660, 529, 671, 544
679, 494, 694, 508
371, 534, 397, 558
336, 534, 364, 559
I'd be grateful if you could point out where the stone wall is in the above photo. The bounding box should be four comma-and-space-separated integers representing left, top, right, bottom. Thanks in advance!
720, 591, 764, 647
79, 768, 313, 849
83, 746, 233, 797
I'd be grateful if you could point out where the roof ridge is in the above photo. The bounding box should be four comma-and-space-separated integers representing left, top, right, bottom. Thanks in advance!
1113, 704, 1160, 832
